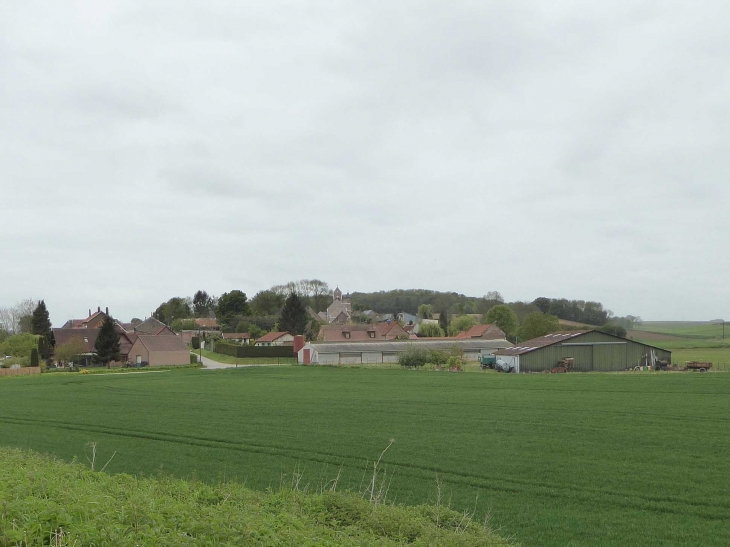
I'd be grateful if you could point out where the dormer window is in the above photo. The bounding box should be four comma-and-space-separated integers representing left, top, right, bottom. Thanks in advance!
83, 337, 88, 343
369, 331, 375, 338
344, 332, 350, 339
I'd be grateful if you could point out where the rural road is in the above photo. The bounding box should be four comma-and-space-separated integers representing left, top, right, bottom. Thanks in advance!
192, 352, 291, 370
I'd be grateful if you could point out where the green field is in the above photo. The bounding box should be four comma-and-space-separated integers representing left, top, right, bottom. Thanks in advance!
636, 321, 730, 339
631, 321, 730, 369
1, 368, 729, 546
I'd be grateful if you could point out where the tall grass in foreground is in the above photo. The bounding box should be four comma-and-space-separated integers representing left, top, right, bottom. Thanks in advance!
0, 447, 510, 546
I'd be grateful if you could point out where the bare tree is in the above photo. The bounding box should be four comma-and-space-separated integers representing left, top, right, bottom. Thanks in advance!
0, 298, 37, 333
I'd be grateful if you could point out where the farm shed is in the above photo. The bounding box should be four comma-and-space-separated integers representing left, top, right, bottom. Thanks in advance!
494, 331, 671, 373
127, 335, 190, 366
298, 339, 513, 365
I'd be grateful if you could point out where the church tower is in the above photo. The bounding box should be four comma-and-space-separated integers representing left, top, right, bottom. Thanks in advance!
333, 286, 342, 302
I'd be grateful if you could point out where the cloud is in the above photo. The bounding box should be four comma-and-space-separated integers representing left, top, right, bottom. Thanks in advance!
1, 0, 728, 324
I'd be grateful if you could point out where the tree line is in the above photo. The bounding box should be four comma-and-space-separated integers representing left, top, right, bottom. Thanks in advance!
153, 280, 327, 339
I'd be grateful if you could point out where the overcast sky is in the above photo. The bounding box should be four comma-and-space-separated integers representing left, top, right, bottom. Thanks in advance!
1, 1, 728, 325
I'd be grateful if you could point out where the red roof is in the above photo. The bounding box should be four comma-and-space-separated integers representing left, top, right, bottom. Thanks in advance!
255, 331, 290, 343
223, 332, 250, 340
195, 318, 219, 328
319, 325, 378, 342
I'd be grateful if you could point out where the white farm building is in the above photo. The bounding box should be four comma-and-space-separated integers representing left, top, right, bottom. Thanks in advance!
298, 339, 512, 365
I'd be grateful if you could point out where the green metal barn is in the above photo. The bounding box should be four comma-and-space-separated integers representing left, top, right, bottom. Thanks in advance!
494, 330, 672, 373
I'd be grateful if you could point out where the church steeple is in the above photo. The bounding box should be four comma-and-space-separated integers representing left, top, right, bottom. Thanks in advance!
333, 286, 342, 302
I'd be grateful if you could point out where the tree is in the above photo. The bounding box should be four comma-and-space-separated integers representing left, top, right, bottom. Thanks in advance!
485, 291, 504, 303
247, 323, 265, 340
31, 300, 53, 359
600, 324, 627, 338
485, 305, 519, 338
0, 333, 39, 358
54, 337, 87, 364
448, 315, 477, 336
193, 290, 215, 317
438, 311, 448, 334
30, 348, 39, 367
0, 299, 37, 334
216, 291, 250, 330
532, 297, 551, 314
170, 318, 198, 333
153, 297, 193, 324
278, 293, 308, 335
305, 319, 320, 341
418, 322, 444, 337
517, 312, 560, 342
250, 290, 285, 316
94, 316, 120, 365
18, 315, 33, 334
417, 304, 433, 319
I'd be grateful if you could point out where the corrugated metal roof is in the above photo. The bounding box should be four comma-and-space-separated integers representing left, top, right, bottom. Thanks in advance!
309, 339, 512, 354
495, 331, 590, 356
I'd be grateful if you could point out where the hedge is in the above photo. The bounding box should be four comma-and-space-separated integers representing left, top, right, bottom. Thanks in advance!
213, 342, 294, 358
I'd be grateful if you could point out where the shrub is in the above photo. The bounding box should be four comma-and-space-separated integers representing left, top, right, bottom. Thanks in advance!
190, 354, 199, 364
428, 350, 448, 367
398, 346, 430, 368
30, 348, 39, 367
191, 336, 200, 350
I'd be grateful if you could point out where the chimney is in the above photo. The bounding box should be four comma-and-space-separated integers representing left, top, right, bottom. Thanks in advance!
98, 306, 100, 313
105, 307, 109, 315
293, 335, 305, 354
89, 309, 91, 317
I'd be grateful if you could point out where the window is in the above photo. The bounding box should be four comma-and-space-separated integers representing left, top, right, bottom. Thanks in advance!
369, 331, 375, 338
344, 332, 350, 339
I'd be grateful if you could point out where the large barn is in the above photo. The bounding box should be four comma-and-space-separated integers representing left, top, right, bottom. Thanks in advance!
494, 330, 672, 373
298, 339, 512, 365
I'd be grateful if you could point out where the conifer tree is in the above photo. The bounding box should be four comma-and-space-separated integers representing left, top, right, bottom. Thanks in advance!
31, 300, 53, 359
278, 293, 308, 335
94, 316, 120, 365
438, 310, 448, 334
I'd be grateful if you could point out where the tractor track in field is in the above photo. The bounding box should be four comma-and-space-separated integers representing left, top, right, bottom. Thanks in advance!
1, 415, 727, 521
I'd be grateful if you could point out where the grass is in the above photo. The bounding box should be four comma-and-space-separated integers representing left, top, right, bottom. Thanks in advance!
0, 447, 508, 546
630, 321, 730, 368
196, 347, 297, 365
635, 321, 729, 339
1, 368, 729, 546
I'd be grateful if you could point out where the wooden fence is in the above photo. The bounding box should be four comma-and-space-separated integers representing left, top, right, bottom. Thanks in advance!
0, 367, 41, 377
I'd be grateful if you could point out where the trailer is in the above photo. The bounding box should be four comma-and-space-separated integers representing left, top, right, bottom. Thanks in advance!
478, 354, 496, 369
685, 361, 712, 372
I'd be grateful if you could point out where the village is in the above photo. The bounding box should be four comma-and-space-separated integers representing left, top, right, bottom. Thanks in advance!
1, 285, 673, 375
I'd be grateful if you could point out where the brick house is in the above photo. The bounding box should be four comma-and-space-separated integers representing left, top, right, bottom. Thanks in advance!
127, 335, 190, 366
254, 332, 294, 346
454, 324, 506, 340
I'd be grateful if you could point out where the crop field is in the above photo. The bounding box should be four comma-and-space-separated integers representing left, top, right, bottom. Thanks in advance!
1, 368, 729, 546
630, 321, 730, 369
635, 321, 730, 339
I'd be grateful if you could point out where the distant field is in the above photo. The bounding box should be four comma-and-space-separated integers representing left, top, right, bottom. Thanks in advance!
630, 321, 730, 367
635, 321, 729, 339
1, 368, 729, 546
